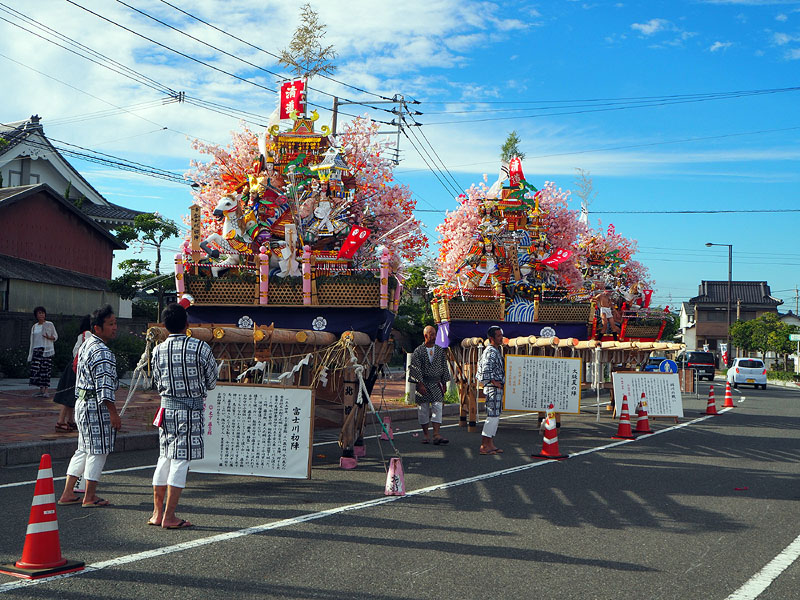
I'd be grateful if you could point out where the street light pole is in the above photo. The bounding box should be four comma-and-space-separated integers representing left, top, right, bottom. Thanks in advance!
706, 242, 733, 367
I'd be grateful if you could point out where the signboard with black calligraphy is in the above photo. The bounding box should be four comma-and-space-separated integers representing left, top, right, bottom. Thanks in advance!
503, 355, 582, 413
611, 372, 683, 418
192, 384, 314, 479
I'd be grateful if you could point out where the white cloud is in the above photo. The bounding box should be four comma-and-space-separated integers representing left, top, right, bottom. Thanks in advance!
787, 48, 800, 59
631, 18, 669, 36
709, 41, 733, 51
776, 13, 788, 21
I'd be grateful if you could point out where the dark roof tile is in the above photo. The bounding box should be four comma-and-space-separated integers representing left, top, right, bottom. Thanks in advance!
0, 253, 110, 291
689, 281, 782, 306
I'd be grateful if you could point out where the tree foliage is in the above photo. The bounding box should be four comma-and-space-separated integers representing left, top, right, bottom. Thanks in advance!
278, 3, 337, 78
500, 130, 525, 162
115, 213, 180, 275
730, 313, 798, 359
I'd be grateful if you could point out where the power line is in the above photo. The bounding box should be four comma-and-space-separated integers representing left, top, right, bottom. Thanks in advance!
422, 86, 800, 126
114, 0, 395, 117
395, 125, 800, 174
157, 0, 393, 101
402, 117, 461, 197
65, 0, 394, 126
404, 107, 464, 194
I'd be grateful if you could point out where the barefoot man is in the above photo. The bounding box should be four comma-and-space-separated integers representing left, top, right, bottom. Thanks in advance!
148, 303, 217, 529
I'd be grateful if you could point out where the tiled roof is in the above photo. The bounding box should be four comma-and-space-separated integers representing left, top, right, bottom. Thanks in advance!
82, 202, 144, 223
0, 117, 42, 152
0, 183, 126, 250
689, 281, 782, 306
0, 253, 110, 291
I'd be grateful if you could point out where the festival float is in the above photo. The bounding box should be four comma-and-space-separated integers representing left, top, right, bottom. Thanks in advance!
431, 158, 679, 428
166, 79, 426, 468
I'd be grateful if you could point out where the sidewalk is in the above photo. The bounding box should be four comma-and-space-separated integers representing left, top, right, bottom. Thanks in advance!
0, 374, 427, 467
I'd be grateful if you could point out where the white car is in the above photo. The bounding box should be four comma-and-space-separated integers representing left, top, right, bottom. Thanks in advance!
727, 358, 767, 390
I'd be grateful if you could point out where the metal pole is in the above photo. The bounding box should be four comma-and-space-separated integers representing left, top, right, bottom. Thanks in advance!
331, 96, 338, 135
727, 244, 732, 367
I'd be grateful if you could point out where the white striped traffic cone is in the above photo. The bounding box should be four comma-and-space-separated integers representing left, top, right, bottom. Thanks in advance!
705, 385, 718, 415
634, 393, 653, 434
723, 382, 735, 408
0, 455, 84, 579
532, 404, 568, 460
612, 395, 636, 439
384, 457, 406, 496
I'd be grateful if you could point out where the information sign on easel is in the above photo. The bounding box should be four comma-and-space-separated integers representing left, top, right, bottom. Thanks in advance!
611, 372, 683, 418
192, 384, 314, 479
503, 355, 582, 413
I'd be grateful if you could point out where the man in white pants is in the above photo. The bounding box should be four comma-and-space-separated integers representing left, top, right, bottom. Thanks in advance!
148, 302, 217, 529
58, 305, 120, 507
408, 325, 450, 445
476, 325, 505, 455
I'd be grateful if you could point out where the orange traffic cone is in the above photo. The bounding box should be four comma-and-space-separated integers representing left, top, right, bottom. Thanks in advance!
0, 455, 84, 579
532, 404, 569, 460
723, 382, 735, 408
612, 395, 636, 439
634, 393, 653, 434
705, 385, 718, 415
384, 457, 406, 496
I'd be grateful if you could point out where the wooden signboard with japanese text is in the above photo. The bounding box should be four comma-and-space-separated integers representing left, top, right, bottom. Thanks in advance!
503, 355, 582, 414
611, 372, 683, 418
192, 384, 314, 479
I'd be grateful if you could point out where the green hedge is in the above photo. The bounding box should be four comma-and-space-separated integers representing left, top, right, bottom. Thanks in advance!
767, 370, 800, 382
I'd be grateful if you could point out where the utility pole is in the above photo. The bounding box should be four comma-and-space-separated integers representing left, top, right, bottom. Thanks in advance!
329, 94, 420, 164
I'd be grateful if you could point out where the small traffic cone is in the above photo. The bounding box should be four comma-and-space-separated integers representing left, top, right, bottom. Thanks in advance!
612, 395, 636, 439
705, 385, 718, 415
634, 393, 653, 434
384, 457, 406, 496
723, 382, 735, 408
339, 456, 358, 469
532, 404, 569, 460
379, 416, 394, 440
353, 440, 366, 458
0, 455, 84, 579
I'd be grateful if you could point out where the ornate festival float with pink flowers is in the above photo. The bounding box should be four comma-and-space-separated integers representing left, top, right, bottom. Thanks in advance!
431, 157, 679, 429
170, 78, 426, 466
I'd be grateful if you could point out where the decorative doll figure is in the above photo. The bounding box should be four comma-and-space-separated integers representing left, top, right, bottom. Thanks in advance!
476, 240, 499, 286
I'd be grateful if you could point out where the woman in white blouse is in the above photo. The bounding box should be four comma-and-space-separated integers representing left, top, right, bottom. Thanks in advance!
27, 306, 58, 397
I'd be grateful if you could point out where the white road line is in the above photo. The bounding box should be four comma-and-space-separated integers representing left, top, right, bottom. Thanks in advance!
725, 533, 800, 600
1, 411, 721, 593
0, 414, 535, 490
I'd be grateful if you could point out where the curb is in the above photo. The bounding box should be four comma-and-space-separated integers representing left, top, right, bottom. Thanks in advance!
0, 404, 466, 468
0, 432, 159, 468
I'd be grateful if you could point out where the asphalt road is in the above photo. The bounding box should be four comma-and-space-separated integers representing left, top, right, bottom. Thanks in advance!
1, 382, 798, 600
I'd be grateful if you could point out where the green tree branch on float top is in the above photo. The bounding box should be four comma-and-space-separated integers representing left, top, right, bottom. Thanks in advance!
500, 131, 525, 162
278, 3, 337, 78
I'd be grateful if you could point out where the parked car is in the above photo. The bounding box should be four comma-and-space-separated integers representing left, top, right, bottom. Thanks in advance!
676, 351, 716, 381
644, 356, 667, 372
727, 358, 767, 389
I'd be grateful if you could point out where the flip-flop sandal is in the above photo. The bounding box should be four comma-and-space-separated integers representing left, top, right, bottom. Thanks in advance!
82, 498, 111, 508
68, 422, 78, 430
163, 519, 193, 530
433, 437, 449, 445
147, 520, 161, 526
421, 438, 430, 444
55, 423, 71, 432
493, 448, 504, 453
479, 449, 498, 455
57, 498, 82, 505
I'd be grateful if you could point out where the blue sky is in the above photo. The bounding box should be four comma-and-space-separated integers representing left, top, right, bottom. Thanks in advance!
3, 0, 799, 309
